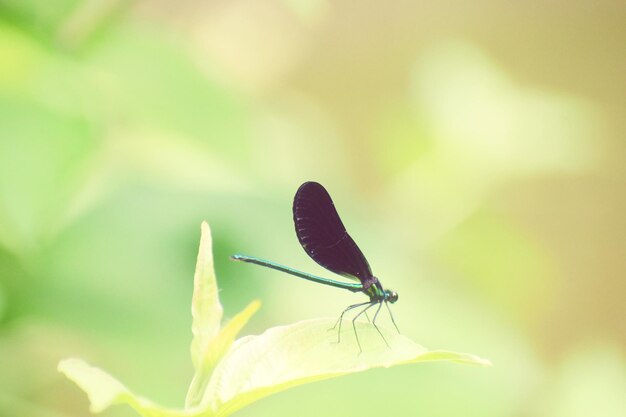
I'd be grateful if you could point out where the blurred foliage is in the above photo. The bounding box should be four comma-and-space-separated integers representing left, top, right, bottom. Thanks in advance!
0, 1, 624, 417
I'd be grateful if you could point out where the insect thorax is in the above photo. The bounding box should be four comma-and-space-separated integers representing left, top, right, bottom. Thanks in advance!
365, 281, 385, 301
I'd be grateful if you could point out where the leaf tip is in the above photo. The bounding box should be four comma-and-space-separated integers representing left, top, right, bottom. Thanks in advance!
453, 352, 493, 367
57, 357, 76, 373
248, 299, 262, 313
477, 357, 493, 366
200, 221, 212, 240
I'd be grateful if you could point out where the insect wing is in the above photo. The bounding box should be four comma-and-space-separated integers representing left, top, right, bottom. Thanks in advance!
293, 182, 372, 281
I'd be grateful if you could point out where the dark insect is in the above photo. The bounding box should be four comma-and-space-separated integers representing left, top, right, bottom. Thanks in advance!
231, 181, 399, 352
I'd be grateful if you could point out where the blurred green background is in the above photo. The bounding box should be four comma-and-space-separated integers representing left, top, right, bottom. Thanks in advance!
0, 1, 624, 416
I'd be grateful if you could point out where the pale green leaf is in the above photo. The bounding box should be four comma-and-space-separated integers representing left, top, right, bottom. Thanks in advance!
59, 221, 489, 417
57, 358, 194, 417
186, 300, 261, 408
205, 318, 491, 416
190, 222, 223, 371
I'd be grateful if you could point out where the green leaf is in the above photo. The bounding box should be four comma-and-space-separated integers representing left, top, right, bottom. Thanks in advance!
204, 318, 490, 416
190, 222, 223, 371
57, 358, 191, 417
59, 222, 489, 417
186, 300, 261, 408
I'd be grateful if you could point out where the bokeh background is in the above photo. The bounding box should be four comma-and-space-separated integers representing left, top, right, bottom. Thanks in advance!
0, 1, 624, 416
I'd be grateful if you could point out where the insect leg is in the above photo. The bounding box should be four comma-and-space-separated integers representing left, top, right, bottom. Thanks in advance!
331, 301, 371, 343
364, 311, 371, 323
371, 301, 390, 348
352, 302, 377, 354
385, 301, 400, 333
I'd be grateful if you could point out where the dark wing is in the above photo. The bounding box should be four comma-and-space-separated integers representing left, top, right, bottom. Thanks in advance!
292, 181, 372, 282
